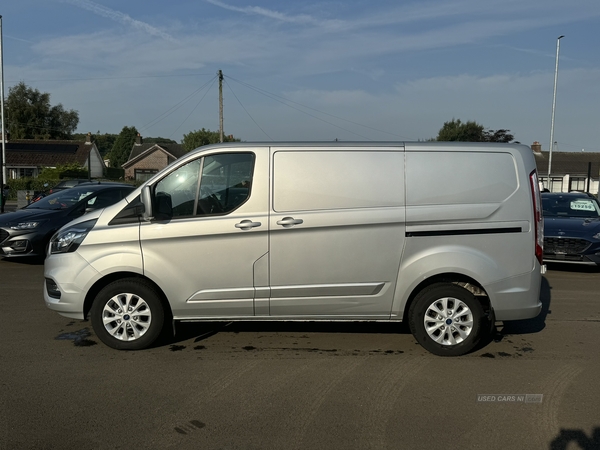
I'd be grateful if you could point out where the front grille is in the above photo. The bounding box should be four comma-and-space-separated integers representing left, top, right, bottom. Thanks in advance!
0, 229, 8, 244
544, 237, 590, 255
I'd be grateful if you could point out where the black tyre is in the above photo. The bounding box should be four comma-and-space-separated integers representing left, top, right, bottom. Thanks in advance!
90, 279, 165, 350
409, 282, 487, 356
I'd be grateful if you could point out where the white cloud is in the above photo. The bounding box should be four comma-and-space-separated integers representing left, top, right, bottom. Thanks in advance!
62, 0, 177, 42
205, 0, 343, 27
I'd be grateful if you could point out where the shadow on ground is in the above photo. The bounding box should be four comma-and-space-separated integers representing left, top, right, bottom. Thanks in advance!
163, 276, 553, 352
550, 426, 600, 450
0, 255, 45, 265
167, 320, 411, 347
546, 262, 600, 274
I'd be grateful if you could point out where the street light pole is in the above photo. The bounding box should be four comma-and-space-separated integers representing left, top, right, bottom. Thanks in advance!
547, 35, 564, 192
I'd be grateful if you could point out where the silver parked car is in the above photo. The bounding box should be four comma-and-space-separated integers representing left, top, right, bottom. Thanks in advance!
44, 142, 544, 356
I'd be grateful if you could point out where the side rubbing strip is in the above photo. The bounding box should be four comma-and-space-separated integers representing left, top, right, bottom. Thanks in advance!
406, 227, 522, 237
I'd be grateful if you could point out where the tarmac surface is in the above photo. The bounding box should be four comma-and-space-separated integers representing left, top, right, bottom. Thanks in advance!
0, 248, 599, 449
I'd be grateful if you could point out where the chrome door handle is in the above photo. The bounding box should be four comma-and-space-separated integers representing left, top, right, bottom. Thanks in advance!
235, 220, 262, 230
276, 217, 304, 228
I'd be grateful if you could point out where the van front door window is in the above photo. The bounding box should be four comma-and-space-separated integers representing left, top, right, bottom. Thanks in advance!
153, 153, 255, 219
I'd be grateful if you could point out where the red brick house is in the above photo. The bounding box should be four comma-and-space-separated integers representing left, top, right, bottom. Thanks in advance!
122, 135, 187, 182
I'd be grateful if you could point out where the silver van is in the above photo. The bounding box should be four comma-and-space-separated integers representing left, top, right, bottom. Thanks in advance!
44, 142, 544, 356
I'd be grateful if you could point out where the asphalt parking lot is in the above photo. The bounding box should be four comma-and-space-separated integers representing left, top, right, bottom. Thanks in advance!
1, 258, 599, 450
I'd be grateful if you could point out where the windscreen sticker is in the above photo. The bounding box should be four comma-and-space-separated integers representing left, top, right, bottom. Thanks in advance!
570, 200, 596, 211
78, 191, 94, 201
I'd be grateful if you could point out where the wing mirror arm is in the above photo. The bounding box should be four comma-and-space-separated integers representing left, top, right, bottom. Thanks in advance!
141, 185, 154, 221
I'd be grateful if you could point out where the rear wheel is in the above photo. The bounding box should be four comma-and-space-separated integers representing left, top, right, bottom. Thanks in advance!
91, 279, 165, 350
409, 283, 487, 356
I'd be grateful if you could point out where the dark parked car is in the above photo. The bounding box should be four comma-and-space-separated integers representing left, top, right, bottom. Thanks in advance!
30, 179, 112, 203
542, 192, 600, 265
48, 179, 93, 193
0, 184, 135, 258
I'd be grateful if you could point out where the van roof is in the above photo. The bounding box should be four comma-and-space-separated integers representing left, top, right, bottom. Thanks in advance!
189, 141, 530, 152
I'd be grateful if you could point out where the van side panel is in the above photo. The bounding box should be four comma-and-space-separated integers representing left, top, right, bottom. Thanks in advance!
394, 145, 541, 320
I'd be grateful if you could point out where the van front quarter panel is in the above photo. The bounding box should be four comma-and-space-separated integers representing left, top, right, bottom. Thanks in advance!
77, 222, 143, 276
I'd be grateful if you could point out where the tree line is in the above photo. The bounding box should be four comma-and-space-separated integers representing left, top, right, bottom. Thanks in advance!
4, 82, 241, 168
4, 82, 517, 169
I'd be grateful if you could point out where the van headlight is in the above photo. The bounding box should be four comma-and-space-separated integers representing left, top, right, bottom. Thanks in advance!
50, 219, 97, 254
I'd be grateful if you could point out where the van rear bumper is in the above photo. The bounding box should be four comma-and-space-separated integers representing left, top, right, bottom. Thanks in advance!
485, 266, 543, 321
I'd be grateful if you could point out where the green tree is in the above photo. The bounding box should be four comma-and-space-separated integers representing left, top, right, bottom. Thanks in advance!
39, 163, 88, 179
436, 119, 515, 143
181, 128, 240, 152
144, 137, 177, 145
73, 131, 118, 156
483, 129, 515, 143
6, 82, 79, 139
108, 126, 139, 168
436, 119, 485, 142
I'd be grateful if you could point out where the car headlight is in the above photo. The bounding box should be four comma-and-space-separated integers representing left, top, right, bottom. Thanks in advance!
50, 219, 97, 254
11, 221, 43, 230
594, 232, 600, 240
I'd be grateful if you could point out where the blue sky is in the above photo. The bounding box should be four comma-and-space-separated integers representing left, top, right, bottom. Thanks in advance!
2, 0, 599, 151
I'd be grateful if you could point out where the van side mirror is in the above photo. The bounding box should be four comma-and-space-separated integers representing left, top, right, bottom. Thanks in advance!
141, 185, 153, 221
154, 192, 173, 221
141, 186, 172, 221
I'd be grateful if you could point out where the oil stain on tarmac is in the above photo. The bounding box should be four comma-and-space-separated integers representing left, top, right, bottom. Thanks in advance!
55, 327, 98, 347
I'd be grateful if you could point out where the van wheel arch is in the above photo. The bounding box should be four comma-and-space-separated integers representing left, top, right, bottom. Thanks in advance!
84, 272, 172, 322
403, 274, 492, 323
404, 275, 494, 356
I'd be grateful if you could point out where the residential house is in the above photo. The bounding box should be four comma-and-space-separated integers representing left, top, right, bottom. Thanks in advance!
532, 141, 600, 194
122, 134, 187, 181
3, 133, 105, 179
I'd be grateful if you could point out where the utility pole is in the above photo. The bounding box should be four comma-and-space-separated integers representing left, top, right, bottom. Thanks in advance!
0, 15, 6, 213
218, 69, 224, 143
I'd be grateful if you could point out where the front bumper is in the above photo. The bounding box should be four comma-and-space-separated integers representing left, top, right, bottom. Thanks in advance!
543, 237, 600, 265
0, 228, 47, 257
43, 252, 100, 319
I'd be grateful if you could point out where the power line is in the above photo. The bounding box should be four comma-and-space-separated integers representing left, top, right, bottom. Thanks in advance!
6, 73, 214, 83
227, 75, 414, 140
224, 78, 272, 141
226, 76, 373, 141
139, 75, 217, 132
169, 77, 218, 139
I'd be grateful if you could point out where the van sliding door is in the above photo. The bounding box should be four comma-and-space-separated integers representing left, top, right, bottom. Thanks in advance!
268, 148, 405, 318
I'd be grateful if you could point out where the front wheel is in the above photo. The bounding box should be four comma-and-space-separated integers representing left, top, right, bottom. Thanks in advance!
409, 283, 488, 356
91, 279, 165, 350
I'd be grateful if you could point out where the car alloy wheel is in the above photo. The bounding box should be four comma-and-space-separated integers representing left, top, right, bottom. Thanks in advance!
423, 297, 474, 345
91, 279, 166, 350
101, 293, 152, 341
409, 282, 488, 356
